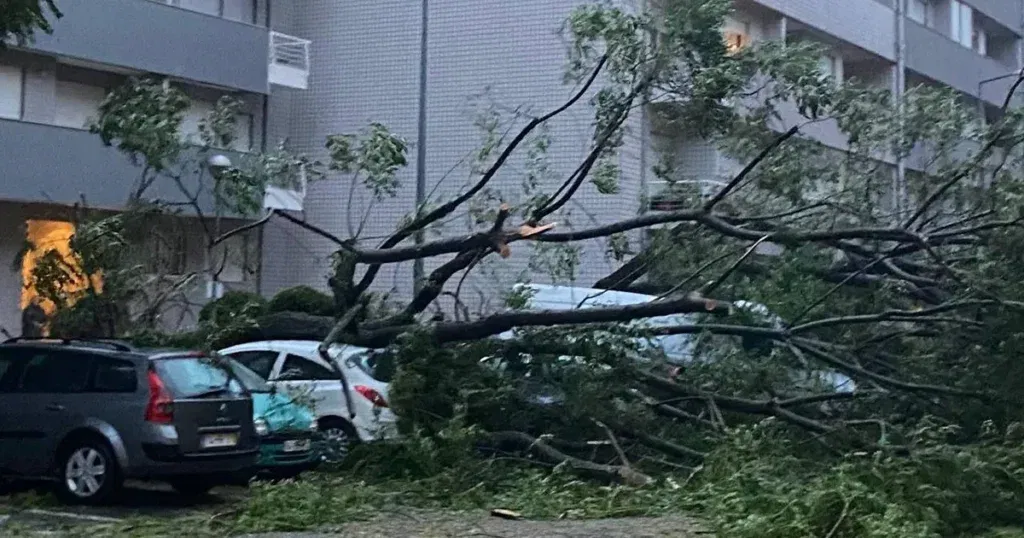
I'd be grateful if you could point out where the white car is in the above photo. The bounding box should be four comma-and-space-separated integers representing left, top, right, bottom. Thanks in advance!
218, 340, 399, 462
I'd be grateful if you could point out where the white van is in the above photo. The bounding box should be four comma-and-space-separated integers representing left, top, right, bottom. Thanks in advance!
497, 284, 853, 392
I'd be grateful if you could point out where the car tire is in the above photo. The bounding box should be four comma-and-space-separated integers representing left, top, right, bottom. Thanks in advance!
169, 478, 215, 497
54, 438, 122, 505
317, 418, 358, 464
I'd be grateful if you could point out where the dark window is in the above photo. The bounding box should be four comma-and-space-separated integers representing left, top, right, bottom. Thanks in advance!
0, 348, 22, 393
17, 351, 92, 393
278, 354, 336, 381
226, 350, 278, 379
91, 358, 138, 393
354, 351, 396, 383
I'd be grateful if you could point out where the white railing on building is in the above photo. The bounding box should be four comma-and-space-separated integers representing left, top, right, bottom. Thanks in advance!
268, 31, 311, 90
263, 164, 308, 212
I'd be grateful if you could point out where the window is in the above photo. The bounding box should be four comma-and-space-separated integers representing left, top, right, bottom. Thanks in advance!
91, 358, 138, 393
723, 17, 751, 53
211, 232, 252, 283
234, 113, 253, 151
147, 230, 187, 275
54, 80, 106, 130
278, 355, 337, 381
950, 0, 973, 49
0, 350, 20, 392
175, 0, 220, 15
181, 99, 215, 145
818, 54, 844, 84
0, 64, 23, 120
226, 350, 278, 379
225, 358, 273, 392
181, 99, 253, 151
17, 352, 92, 393
355, 351, 397, 383
908, 0, 931, 26
151, 356, 243, 398
222, 0, 255, 23
973, 25, 988, 56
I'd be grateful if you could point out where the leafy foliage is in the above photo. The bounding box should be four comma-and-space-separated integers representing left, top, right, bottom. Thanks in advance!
0, 0, 60, 48
267, 285, 336, 317
198, 290, 267, 324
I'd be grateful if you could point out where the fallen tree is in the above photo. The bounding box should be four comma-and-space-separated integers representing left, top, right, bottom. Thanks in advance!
32, 1, 1024, 534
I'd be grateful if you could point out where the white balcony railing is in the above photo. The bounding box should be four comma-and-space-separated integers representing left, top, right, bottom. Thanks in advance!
269, 31, 311, 90
263, 165, 308, 212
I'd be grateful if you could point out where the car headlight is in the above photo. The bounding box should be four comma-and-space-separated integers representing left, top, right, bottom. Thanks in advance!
254, 417, 269, 437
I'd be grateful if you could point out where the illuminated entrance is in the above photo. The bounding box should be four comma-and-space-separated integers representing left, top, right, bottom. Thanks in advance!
20, 220, 103, 333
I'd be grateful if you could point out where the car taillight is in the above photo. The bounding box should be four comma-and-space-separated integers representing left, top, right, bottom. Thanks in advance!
353, 385, 388, 408
145, 370, 174, 424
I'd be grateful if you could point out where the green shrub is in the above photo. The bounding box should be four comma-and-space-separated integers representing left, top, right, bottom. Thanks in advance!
685, 419, 1024, 538
199, 290, 267, 323
267, 285, 335, 317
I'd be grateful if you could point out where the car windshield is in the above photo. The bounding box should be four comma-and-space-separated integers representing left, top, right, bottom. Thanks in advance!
224, 358, 273, 393
152, 356, 243, 398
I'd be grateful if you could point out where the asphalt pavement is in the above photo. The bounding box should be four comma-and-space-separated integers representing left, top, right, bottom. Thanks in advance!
0, 480, 246, 533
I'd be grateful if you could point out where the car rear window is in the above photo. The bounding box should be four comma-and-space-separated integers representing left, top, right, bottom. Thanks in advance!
152, 356, 243, 398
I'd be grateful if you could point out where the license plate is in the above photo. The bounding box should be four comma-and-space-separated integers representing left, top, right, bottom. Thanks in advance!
282, 439, 311, 453
200, 433, 238, 449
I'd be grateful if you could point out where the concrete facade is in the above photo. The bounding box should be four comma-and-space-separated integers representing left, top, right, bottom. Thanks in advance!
1, 0, 1023, 328
261, 0, 1024, 312
0, 0, 276, 335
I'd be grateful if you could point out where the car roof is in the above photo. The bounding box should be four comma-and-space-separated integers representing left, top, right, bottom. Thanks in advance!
0, 339, 208, 361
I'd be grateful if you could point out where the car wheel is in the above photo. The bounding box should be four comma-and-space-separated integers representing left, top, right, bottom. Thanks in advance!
55, 440, 121, 505
318, 421, 356, 464
169, 478, 215, 497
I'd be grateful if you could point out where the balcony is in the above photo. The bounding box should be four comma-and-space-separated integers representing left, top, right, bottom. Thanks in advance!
905, 20, 1022, 108
262, 167, 308, 212
751, 0, 895, 60
269, 32, 311, 90
0, 119, 282, 216
25, 0, 269, 94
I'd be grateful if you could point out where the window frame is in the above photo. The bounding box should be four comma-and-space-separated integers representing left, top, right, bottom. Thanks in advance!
223, 350, 280, 379
0, 63, 25, 121
88, 356, 140, 394
53, 79, 108, 130
14, 350, 95, 394
277, 354, 338, 381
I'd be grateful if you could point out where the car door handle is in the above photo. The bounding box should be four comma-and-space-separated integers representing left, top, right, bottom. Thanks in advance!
45, 404, 65, 412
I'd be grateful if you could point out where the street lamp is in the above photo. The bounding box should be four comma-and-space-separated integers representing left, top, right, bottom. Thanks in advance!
204, 154, 233, 300
206, 153, 233, 176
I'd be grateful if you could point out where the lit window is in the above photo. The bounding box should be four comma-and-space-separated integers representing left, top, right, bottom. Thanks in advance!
723, 17, 751, 53
0, 64, 23, 120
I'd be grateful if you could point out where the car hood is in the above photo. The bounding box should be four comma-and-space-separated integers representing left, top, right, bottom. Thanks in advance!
252, 392, 315, 433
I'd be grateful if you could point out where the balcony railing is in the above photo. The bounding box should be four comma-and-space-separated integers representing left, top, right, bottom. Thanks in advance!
269, 31, 311, 90
262, 164, 308, 212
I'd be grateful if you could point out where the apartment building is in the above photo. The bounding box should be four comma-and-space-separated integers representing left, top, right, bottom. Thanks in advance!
0, 0, 311, 335
0, 0, 1020, 334
258, 0, 1024, 312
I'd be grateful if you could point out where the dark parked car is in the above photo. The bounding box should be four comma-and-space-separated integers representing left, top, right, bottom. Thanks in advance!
0, 338, 258, 504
